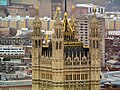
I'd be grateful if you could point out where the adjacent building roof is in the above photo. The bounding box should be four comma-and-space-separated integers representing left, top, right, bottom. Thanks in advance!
105, 2, 120, 12
0, 80, 32, 86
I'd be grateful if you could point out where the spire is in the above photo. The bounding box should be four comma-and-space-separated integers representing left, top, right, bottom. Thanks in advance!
55, 7, 60, 20
33, 0, 42, 36
64, 12, 68, 18
70, 5, 78, 39
35, 0, 39, 16
64, 0, 67, 32
64, 12, 68, 31
49, 7, 61, 31
70, 5, 75, 28
52, 7, 63, 39
57, 7, 60, 13
71, 5, 75, 20
93, 5, 97, 16
91, 5, 99, 24
63, 0, 77, 41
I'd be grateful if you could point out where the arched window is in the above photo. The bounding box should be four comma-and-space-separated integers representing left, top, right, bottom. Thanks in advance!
94, 29, 95, 37
65, 35, 67, 41
96, 40, 99, 48
38, 28, 41, 35
38, 40, 41, 47
59, 29, 61, 38
56, 29, 59, 38
93, 40, 95, 48
56, 42, 58, 49
95, 29, 97, 37
35, 40, 37, 48
59, 41, 62, 49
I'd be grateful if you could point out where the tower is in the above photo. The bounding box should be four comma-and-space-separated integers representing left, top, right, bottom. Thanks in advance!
89, 7, 100, 90
32, 3, 42, 90
32, 1, 100, 90
51, 7, 64, 90
62, 1, 91, 89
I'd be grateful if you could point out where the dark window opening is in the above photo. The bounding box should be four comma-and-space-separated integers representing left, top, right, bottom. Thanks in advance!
56, 42, 58, 49
59, 41, 62, 49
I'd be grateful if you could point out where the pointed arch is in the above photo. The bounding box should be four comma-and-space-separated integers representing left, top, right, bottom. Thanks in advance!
56, 29, 59, 38
93, 40, 95, 48
38, 40, 41, 47
56, 42, 58, 49
59, 41, 62, 49
35, 40, 37, 48
96, 40, 99, 48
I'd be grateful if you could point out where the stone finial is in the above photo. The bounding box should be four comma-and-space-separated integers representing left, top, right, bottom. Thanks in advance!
35, 2, 38, 16
93, 5, 97, 15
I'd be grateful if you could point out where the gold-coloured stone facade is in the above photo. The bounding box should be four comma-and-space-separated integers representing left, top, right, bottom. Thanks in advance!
32, 6, 100, 90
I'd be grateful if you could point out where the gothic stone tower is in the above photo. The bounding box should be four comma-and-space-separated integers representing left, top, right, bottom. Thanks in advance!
51, 7, 64, 90
32, 4, 42, 90
32, 5, 100, 90
89, 7, 100, 90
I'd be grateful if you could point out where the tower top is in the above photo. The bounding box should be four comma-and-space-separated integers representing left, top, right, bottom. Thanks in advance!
57, 7, 60, 12
35, 0, 39, 16
71, 5, 75, 20
33, 0, 42, 29
54, 7, 61, 20
72, 5, 75, 10
91, 5, 99, 28
64, 12, 68, 17
93, 6, 97, 15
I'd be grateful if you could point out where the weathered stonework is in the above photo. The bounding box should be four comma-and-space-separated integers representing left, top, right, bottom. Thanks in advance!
32, 6, 100, 90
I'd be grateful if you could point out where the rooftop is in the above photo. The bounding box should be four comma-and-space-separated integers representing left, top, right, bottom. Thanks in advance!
101, 71, 120, 82
105, 2, 120, 12
75, 4, 104, 8
75, 4, 94, 8
0, 80, 31, 87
